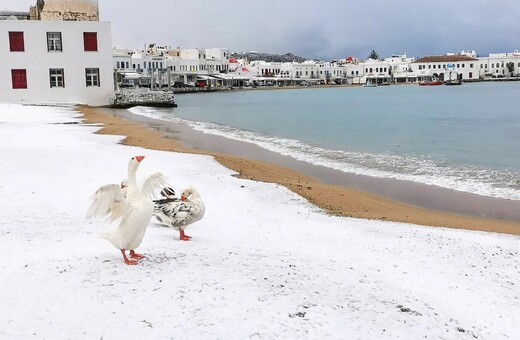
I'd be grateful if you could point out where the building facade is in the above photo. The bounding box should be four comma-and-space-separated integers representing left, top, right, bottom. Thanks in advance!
0, 19, 113, 106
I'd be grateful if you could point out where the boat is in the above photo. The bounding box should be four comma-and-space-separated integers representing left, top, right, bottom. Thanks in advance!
363, 81, 378, 87
444, 80, 463, 86
418, 80, 443, 86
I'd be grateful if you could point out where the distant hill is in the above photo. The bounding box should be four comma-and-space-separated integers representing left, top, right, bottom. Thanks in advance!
230, 51, 307, 63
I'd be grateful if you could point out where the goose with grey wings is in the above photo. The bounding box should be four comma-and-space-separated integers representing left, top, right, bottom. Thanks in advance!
154, 186, 205, 241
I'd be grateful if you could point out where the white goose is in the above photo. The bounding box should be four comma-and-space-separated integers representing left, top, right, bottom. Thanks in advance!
154, 187, 205, 241
86, 155, 167, 265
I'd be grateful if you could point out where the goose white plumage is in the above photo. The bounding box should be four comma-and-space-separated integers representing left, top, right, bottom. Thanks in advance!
86, 155, 167, 265
154, 186, 205, 241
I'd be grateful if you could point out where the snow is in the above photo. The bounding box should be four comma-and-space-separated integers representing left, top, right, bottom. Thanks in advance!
0, 103, 519, 339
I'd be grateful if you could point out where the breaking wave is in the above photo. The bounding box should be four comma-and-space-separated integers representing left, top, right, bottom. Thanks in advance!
129, 106, 520, 201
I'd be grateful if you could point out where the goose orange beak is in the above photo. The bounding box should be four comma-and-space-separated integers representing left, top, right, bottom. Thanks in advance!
135, 155, 145, 162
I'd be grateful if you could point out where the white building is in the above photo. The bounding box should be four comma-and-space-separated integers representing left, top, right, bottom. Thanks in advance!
205, 48, 230, 73
411, 55, 479, 82
360, 59, 391, 84
113, 48, 133, 70
385, 54, 416, 83
478, 51, 520, 79
0, 1, 113, 106
0, 19, 113, 106
292, 61, 318, 80
342, 63, 363, 84
316, 62, 344, 84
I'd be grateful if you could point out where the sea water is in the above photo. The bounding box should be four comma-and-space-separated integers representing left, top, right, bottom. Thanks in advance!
129, 82, 520, 201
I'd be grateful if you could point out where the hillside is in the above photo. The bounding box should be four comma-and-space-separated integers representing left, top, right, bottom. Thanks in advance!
231, 51, 307, 63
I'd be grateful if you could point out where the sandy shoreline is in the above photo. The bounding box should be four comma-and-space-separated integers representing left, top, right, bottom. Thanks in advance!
79, 105, 520, 235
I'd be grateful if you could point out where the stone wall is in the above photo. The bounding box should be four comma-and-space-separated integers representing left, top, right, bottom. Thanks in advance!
31, 0, 99, 21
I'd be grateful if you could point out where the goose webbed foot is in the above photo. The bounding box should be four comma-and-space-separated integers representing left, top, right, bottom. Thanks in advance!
129, 250, 145, 259
121, 249, 138, 265
179, 229, 192, 241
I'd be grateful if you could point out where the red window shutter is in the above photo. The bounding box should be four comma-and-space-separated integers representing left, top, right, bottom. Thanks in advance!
83, 32, 98, 51
11, 69, 27, 89
9, 32, 25, 52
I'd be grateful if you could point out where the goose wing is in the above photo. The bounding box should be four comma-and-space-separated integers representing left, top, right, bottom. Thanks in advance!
86, 184, 130, 222
140, 172, 169, 199
158, 200, 196, 225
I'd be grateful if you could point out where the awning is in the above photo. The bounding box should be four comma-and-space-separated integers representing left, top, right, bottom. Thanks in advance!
197, 75, 218, 80
121, 72, 141, 79
212, 74, 250, 80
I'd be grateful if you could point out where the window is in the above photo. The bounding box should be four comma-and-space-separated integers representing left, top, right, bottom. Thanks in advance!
470, 63, 474, 68
83, 32, 98, 51
47, 32, 62, 51
469, 72, 473, 78
9, 32, 24, 51
116, 61, 120, 68
49, 68, 65, 88
85, 68, 100, 87
11, 69, 27, 89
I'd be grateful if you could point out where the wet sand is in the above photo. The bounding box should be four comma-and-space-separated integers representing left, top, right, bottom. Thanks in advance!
79, 105, 520, 235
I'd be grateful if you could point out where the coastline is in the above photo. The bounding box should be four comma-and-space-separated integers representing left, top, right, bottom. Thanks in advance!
79, 105, 520, 235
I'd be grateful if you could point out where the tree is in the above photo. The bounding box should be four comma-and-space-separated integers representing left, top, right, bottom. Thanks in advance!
368, 50, 379, 60
506, 62, 515, 76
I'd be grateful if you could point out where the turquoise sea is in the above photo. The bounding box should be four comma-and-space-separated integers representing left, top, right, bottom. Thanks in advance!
130, 82, 520, 201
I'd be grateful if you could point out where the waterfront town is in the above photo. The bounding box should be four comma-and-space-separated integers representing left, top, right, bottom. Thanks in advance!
1, 0, 520, 106
2, 1, 520, 338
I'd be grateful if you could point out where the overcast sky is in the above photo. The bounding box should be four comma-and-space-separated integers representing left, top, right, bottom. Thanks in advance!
3, 0, 520, 59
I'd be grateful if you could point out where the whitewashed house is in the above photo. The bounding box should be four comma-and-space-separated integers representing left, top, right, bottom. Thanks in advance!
384, 54, 416, 83
317, 62, 344, 84
342, 62, 364, 84
478, 51, 520, 79
113, 48, 133, 71
0, 0, 113, 106
360, 59, 391, 84
411, 54, 478, 82
205, 48, 230, 74
292, 61, 318, 80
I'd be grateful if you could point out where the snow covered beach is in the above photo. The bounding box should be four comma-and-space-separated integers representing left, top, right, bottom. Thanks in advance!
0, 104, 519, 339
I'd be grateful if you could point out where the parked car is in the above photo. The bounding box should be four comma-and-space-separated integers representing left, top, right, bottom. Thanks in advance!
173, 81, 186, 88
